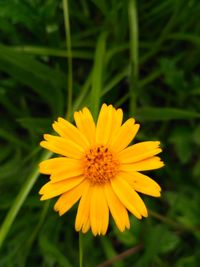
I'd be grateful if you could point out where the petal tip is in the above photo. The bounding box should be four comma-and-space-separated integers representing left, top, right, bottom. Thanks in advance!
40, 195, 46, 201
143, 211, 148, 218
39, 162, 48, 174
43, 134, 50, 140
40, 140, 46, 148
57, 117, 65, 122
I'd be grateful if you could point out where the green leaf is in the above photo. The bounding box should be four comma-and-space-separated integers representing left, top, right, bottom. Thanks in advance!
0, 148, 22, 182
169, 125, 192, 163
137, 225, 180, 267
136, 107, 200, 121
164, 191, 200, 229
0, 86, 22, 116
17, 117, 52, 134
0, 128, 29, 149
90, 32, 107, 119
159, 228, 180, 254
11, 46, 93, 60
0, 46, 65, 115
175, 256, 197, 267
39, 234, 73, 267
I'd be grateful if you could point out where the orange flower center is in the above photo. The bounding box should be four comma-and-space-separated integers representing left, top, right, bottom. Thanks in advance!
83, 145, 119, 185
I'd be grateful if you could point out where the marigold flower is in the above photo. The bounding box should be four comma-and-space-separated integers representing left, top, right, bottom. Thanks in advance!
39, 104, 164, 236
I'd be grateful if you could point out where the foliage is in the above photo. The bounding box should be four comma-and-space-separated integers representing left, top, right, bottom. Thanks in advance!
0, 0, 200, 266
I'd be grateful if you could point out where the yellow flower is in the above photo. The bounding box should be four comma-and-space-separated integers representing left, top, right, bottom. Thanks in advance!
39, 104, 164, 236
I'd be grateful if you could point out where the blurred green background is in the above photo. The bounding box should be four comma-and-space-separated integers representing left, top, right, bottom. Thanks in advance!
0, 0, 200, 266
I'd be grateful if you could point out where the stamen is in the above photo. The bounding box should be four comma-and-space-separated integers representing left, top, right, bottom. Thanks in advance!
82, 146, 119, 185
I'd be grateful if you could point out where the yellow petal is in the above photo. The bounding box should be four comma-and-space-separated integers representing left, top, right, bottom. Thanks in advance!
111, 176, 148, 218
74, 107, 96, 145
108, 107, 123, 142
39, 176, 85, 200
119, 141, 162, 163
40, 134, 84, 159
120, 156, 164, 172
120, 171, 161, 197
109, 119, 140, 152
96, 104, 113, 145
105, 182, 130, 232
50, 170, 83, 183
52, 117, 89, 149
39, 157, 81, 175
49, 159, 83, 183
90, 185, 109, 236
75, 183, 91, 232
82, 217, 90, 233
54, 179, 89, 215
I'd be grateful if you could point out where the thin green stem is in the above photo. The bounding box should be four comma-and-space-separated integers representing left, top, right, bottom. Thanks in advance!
128, 0, 139, 115
79, 232, 83, 267
63, 0, 73, 119
0, 150, 52, 249
149, 210, 200, 235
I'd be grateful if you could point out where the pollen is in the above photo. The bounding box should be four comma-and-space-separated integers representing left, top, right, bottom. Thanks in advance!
82, 145, 119, 185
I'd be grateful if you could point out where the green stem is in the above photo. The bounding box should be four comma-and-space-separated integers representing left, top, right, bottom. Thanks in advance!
149, 210, 199, 235
0, 150, 52, 249
63, 0, 73, 119
79, 232, 83, 267
128, 0, 139, 115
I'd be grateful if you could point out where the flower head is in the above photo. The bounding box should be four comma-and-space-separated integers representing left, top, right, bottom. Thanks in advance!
39, 104, 164, 235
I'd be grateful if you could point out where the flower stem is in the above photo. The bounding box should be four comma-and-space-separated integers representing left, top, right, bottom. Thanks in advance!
128, 0, 139, 115
79, 232, 83, 267
62, 0, 73, 119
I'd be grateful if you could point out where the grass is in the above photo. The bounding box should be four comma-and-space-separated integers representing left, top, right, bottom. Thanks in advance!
0, 0, 200, 266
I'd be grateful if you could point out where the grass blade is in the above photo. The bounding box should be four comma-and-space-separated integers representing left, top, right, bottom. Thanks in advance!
90, 31, 107, 119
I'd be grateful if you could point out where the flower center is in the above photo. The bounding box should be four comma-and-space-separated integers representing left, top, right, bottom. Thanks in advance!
82, 145, 119, 185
